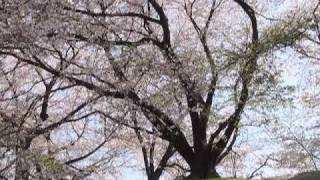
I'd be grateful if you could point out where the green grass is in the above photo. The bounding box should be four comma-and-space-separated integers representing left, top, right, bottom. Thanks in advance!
205, 178, 247, 180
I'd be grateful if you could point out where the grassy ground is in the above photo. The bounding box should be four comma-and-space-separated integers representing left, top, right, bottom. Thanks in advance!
205, 178, 247, 180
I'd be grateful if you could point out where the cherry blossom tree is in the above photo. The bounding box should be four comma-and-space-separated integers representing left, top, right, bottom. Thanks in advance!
0, 0, 317, 179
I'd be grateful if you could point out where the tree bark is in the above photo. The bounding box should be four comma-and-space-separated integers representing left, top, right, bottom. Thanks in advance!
14, 137, 32, 180
189, 161, 220, 179
187, 149, 220, 179
15, 158, 30, 180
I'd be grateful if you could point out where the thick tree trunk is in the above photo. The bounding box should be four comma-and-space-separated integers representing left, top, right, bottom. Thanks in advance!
188, 154, 220, 179
189, 164, 219, 179
15, 137, 32, 180
15, 159, 30, 180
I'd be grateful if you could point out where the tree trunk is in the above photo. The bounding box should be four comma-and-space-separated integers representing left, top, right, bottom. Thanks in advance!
188, 155, 220, 179
15, 158, 30, 180
15, 137, 32, 180
189, 166, 219, 179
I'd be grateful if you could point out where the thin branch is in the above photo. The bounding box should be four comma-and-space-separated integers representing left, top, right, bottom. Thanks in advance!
248, 156, 271, 179
63, 6, 161, 24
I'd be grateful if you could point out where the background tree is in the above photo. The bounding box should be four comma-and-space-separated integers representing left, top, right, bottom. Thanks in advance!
0, 41, 127, 180
267, 0, 320, 174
